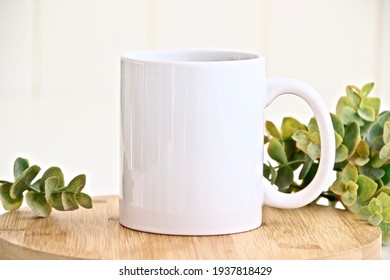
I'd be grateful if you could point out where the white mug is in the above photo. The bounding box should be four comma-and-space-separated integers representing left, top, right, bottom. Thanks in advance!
119, 50, 335, 235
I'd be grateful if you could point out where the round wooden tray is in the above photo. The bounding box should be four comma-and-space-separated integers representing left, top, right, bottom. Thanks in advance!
0, 196, 381, 259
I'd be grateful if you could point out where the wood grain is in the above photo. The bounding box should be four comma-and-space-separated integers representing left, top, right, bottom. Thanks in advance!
0, 196, 381, 260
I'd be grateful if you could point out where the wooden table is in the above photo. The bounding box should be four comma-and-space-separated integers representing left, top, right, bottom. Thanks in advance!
0, 196, 381, 260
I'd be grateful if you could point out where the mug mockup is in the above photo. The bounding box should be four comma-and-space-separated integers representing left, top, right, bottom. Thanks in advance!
119, 50, 335, 235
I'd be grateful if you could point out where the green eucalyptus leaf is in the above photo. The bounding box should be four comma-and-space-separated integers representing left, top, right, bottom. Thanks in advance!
30, 179, 41, 193
330, 181, 346, 195
341, 106, 364, 126
358, 106, 375, 122
281, 117, 306, 138
308, 117, 319, 133
357, 206, 371, 220
66, 174, 86, 195
10, 165, 41, 199
307, 142, 321, 160
361, 82, 375, 97
346, 86, 362, 108
369, 213, 383, 227
383, 208, 390, 223
0, 182, 23, 211
39, 167, 65, 191
274, 165, 294, 189
352, 157, 370, 166
335, 132, 343, 149
362, 97, 380, 117
49, 193, 65, 211
292, 130, 310, 154
337, 162, 358, 182
345, 180, 358, 193
343, 122, 361, 157
341, 191, 357, 207
331, 113, 345, 138
44, 177, 60, 203
25, 191, 52, 218
359, 165, 385, 181
336, 96, 353, 117
76, 193, 93, 209
377, 192, 390, 209
267, 138, 288, 164
355, 140, 370, 158
356, 175, 377, 201
62, 192, 79, 211
13, 157, 29, 180
265, 121, 281, 138
370, 153, 387, 168
368, 198, 383, 214
379, 143, 390, 160
336, 144, 349, 163
384, 121, 390, 144
366, 112, 390, 146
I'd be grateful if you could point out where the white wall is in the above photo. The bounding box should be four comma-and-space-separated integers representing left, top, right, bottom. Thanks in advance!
1, 0, 389, 211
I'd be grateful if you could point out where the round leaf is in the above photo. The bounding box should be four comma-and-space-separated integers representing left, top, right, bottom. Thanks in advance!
343, 122, 361, 157
10, 165, 41, 199
361, 82, 375, 97
377, 192, 390, 209
384, 121, 390, 144
0, 182, 23, 211
369, 213, 383, 227
358, 106, 375, 122
265, 121, 281, 138
341, 106, 364, 126
76, 193, 93, 209
368, 198, 383, 214
330, 181, 346, 195
341, 191, 357, 207
331, 113, 345, 138
13, 157, 29, 180
357, 206, 371, 221
379, 143, 390, 160
308, 117, 319, 133
274, 165, 294, 189
66, 174, 86, 195
336, 96, 353, 117
346, 86, 361, 108
45, 177, 60, 203
39, 167, 64, 192
357, 175, 377, 201
267, 139, 288, 165
335, 144, 348, 163
62, 192, 79, 211
337, 162, 358, 182
362, 97, 380, 116
281, 117, 306, 138
25, 191, 52, 218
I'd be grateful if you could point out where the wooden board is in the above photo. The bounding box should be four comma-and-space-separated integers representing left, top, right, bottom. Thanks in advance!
0, 196, 381, 260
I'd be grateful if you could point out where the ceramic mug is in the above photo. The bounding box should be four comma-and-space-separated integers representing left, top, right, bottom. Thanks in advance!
119, 50, 335, 235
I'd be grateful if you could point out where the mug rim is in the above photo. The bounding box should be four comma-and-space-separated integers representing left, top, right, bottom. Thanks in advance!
121, 49, 263, 65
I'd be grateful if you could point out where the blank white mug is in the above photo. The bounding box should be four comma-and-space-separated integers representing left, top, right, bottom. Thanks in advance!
119, 50, 335, 235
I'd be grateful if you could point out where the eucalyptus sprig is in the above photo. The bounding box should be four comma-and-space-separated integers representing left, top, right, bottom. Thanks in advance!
0, 158, 92, 217
264, 82, 390, 243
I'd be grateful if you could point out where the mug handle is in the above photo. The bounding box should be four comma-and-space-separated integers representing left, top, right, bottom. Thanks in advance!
263, 77, 335, 208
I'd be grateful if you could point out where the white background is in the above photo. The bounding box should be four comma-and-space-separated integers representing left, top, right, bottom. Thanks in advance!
0, 0, 390, 258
